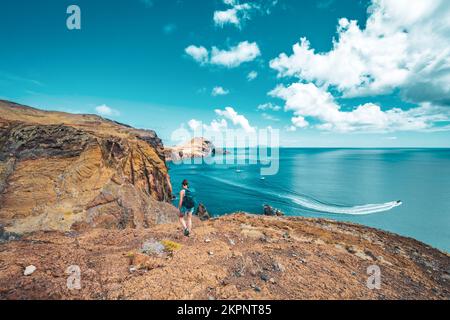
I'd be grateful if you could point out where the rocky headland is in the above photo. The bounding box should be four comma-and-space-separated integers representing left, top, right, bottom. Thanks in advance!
0, 100, 178, 234
165, 137, 227, 161
0, 100, 449, 300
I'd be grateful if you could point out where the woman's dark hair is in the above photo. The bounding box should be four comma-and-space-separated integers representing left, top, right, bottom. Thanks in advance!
182, 179, 189, 187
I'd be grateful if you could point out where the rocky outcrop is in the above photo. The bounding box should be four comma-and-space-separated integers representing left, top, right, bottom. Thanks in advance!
195, 203, 211, 221
0, 213, 448, 300
0, 224, 20, 243
263, 204, 284, 217
165, 137, 227, 161
0, 100, 178, 234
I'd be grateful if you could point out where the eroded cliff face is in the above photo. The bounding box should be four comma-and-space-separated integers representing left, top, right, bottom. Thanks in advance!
0, 100, 177, 234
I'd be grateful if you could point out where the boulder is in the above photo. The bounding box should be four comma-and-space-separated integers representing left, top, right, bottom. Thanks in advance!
140, 239, 165, 256
0, 224, 20, 243
196, 203, 211, 221
24, 265, 36, 276
263, 204, 284, 217
127, 252, 164, 271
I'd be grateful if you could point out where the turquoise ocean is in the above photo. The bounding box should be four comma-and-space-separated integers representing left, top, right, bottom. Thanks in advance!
170, 149, 450, 252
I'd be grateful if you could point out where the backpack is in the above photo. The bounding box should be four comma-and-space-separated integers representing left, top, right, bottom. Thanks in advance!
182, 188, 196, 209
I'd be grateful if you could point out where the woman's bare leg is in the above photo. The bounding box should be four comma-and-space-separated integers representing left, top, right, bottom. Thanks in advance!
179, 215, 187, 231
187, 213, 193, 231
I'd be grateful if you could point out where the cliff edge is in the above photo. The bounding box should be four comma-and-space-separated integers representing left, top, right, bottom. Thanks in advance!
0, 213, 448, 299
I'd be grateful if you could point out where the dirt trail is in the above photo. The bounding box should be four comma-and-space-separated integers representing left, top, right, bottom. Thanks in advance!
0, 213, 449, 300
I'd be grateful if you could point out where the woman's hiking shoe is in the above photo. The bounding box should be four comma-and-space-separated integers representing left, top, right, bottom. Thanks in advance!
184, 228, 190, 237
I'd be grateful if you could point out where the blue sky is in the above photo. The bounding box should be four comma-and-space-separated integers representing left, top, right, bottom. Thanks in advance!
0, 0, 449, 147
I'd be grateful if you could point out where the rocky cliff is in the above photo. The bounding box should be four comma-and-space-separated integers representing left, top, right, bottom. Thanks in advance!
165, 137, 226, 161
0, 100, 178, 234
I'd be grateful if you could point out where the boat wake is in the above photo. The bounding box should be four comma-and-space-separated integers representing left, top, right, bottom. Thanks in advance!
206, 175, 402, 215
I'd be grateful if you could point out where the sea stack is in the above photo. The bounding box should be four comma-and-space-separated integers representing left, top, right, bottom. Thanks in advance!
165, 137, 224, 161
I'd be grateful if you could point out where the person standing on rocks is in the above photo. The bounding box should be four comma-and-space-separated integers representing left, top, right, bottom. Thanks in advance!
178, 179, 196, 236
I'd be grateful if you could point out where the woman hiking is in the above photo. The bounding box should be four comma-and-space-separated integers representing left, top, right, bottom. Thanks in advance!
178, 179, 196, 237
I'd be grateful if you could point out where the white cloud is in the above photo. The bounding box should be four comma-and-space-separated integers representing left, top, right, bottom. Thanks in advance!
223, 0, 236, 5
291, 116, 309, 128
270, 0, 450, 106
203, 119, 229, 132
215, 107, 256, 133
285, 125, 297, 132
188, 118, 228, 133
247, 71, 258, 81
212, 86, 230, 96
95, 104, 120, 117
214, 0, 276, 29
265, 0, 279, 14
268, 0, 450, 133
186, 41, 261, 68
262, 113, 280, 122
187, 107, 256, 135
270, 82, 450, 132
188, 119, 202, 131
210, 41, 261, 68
185, 45, 209, 65
214, 8, 241, 27
257, 102, 281, 111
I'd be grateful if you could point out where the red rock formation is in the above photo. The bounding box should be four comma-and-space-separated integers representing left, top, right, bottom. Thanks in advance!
0, 100, 178, 233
